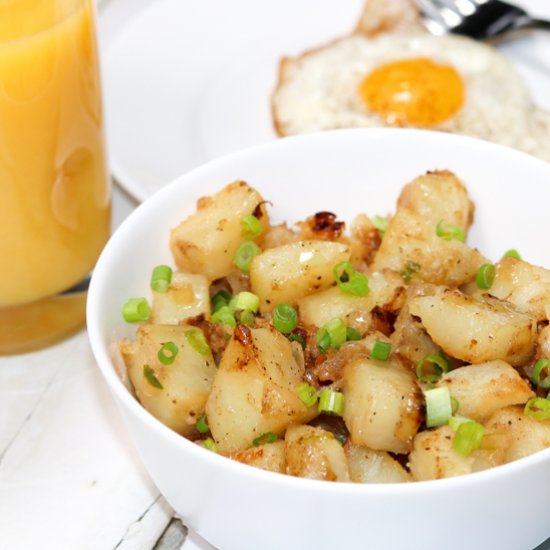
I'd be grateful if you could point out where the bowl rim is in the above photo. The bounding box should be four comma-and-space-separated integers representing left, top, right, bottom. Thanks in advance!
88, 127, 550, 494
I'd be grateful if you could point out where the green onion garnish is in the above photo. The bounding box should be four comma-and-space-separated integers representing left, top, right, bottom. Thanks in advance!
346, 327, 362, 341
524, 397, 550, 421
273, 303, 298, 334
202, 438, 218, 452
316, 317, 347, 352
298, 382, 318, 407
416, 354, 449, 383
475, 263, 495, 290
400, 260, 421, 284
436, 220, 465, 242
196, 414, 209, 434
234, 241, 261, 273
425, 386, 452, 428
531, 359, 550, 389
371, 340, 391, 361
238, 309, 255, 327
503, 248, 521, 260
211, 305, 236, 327
451, 396, 460, 415
185, 328, 211, 356
150, 265, 173, 293
234, 291, 260, 313
157, 341, 179, 365
372, 215, 389, 237
288, 332, 306, 349
122, 297, 151, 323
452, 421, 484, 456
252, 432, 278, 447
318, 389, 345, 416
241, 214, 263, 239
333, 262, 370, 296
143, 365, 163, 389
448, 414, 471, 431
211, 289, 232, 312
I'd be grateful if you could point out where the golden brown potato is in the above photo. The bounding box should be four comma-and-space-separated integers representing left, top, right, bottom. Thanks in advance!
205, 325, 316, 453
228, 440, 286, 474
151, 272, 210, 324
343, 356, 423, 453
120, 324, 217, 437
170, 181, 269, 281
371, 171, 487, 286
345, 443, 411, 483
285, 424, 350, 481
437, 360, 534, 422
409, 287, 537, 367
250, 240, 350, 313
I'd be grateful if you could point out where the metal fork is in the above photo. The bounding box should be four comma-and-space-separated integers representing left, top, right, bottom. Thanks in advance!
417, 0, 550, 40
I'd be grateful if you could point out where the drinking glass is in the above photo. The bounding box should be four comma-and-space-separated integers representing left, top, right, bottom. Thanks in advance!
0, 0, 111, 354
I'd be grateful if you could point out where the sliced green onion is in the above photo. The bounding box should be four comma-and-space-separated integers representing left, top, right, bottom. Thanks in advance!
371, 340, 391, 361
150, 265, 172, 293
524, 397, 550, 421
298, 382, 318, 407
503, 248, 521, 260
333, 262, 370, 297
211, 305, 236, 327
143, 365, 163, 389
157, 341, 179, 365
317, 317, 347, 352
241, 214, 263, 239
185, 328, 211, 356
238, 309, 255, 327
211, 289, 232, 312
288, 332, 306, 349
122, 297, 151, 323
416, 354, 449, 383
202, 438, 218, 453
318, 389, 345, 416
400, 260, 421, 284
346, 327, 362, 341
452, 421, 484, 456
196, 414, 209, 434
451, 396, 460, 415
234, 241, 261, 273
531, 359, 550, 389
233, 291, 260, 313
273, 303, 298, 334
448, 414, 471, 431
252, 432, 278, 447
425, 386, 452, 428
316, 329, 331, 354
436, 220, 465, 242
372, 215, 389, 237
475, 263, 495, 290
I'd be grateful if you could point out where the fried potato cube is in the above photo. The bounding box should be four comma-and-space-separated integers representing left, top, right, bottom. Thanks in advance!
228, 440, 286, 474
120, 324, 217, 437
151, 272, 210, 324
250, 240, 350, 313
371, 171, 487, 286
408, 287, 537, 367
343, 357, 423, 454
205, 325, 316, 453
345, 443, 411, 483
437, 360, 534, 422
285, 425, 350, 482
170, 181, 269, 281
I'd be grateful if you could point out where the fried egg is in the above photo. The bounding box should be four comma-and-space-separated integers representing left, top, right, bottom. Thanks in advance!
272, 33, 550, 161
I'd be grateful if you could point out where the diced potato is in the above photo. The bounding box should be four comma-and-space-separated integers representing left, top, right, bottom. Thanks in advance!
151, 272, 210, 324
484, 405, 550, 463
298, 270, 404, 328
436, 360, 534, 422
408, 425, 473, 481
371, 171, 487, 286
409, 286, 537, 367
250, 240, 350, 313
538, 325, 550, 360
228, 440, 286, 474
120, 324, 217, 436
170, 181, 269, 281
343, 357, 423, 453
285, 424, 350, 482
345, 443, 411, 483
205, 325, 316, 453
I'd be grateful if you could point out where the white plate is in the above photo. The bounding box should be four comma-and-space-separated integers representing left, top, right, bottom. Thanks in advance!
100, 0, 550, 201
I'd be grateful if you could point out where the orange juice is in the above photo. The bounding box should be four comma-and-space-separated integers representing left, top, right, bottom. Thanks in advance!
0, 0, 111, 352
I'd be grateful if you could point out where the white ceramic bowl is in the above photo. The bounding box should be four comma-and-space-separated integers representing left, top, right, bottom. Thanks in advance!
87, 129, 550, 550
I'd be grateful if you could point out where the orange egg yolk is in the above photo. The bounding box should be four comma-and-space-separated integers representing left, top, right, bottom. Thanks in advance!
358, 57, 465, 126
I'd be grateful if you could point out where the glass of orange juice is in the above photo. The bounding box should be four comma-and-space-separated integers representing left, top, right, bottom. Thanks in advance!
0, 0, 111, 354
